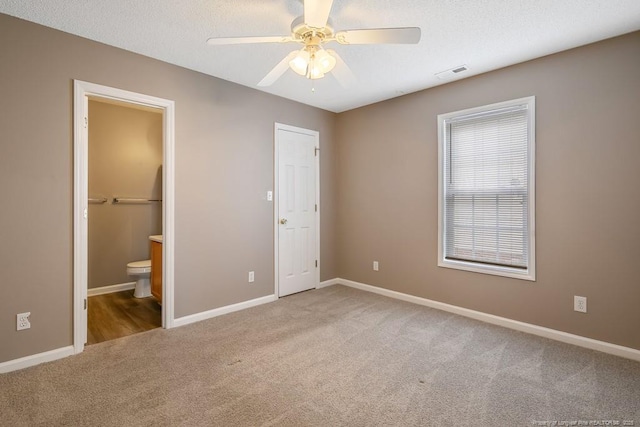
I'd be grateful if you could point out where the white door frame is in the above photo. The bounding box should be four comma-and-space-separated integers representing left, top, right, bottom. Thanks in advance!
273, 123, 320, 297
73, 80, 176, 354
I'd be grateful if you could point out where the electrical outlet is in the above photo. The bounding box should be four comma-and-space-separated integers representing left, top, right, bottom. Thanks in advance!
373, 261, 379, 271
248, 271, 255, 283
17, 312, 31, 331
574, 296, 587, 313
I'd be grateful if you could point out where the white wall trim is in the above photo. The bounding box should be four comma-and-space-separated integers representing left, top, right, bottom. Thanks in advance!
87, 282, 135, 297
325, 278, 640, 362
0, 346, 74, 374
173, 294, 278, 328
7, 279, 638, 372
318, 278, 340, 289
73, 80, 176, 356
3, 294, 276, 373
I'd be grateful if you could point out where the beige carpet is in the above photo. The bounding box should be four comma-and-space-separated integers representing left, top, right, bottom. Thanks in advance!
2, 285, 639, 426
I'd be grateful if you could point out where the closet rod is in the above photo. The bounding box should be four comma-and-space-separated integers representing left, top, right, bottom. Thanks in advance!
113, 197, 162, 204
88, 197, 108, 204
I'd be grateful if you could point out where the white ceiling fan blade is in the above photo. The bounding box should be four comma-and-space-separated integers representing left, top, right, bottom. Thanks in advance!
207, 36, 293, 45
257, 51, 299, 87
335, 27, 421, 45
327, 50, 355, 88
304, 0, 334, 28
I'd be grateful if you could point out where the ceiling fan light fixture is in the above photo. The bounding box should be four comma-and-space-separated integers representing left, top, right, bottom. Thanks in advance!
308, 62, 325, 79
207, 1, 422, 88
315, 48, 336, 73
289, 49, 310, 76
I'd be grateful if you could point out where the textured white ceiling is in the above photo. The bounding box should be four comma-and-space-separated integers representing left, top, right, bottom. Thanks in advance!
1, 0, 639, 112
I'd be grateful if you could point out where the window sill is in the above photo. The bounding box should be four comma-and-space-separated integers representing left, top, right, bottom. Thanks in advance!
438, 258, 535, 281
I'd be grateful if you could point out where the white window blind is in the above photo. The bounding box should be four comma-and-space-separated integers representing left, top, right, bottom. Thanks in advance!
438, 97, 535, 280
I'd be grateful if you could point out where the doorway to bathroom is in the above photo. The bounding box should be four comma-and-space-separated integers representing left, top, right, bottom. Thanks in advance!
73, 81, 175, 354
86, 99, 162, 344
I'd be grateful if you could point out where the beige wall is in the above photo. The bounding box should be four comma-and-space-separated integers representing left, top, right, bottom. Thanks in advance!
0, 13, 337, 362
1, 10, 638, 364
335, 31, 640, 350
88, 100, 163, 289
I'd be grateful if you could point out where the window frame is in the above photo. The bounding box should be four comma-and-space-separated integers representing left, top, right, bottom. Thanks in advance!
437, 96, 536, 281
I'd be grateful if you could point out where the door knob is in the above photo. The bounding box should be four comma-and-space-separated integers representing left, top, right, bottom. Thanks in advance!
280, 218, 288, 225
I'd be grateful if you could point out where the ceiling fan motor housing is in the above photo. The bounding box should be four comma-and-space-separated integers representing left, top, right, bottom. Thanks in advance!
207, 2, 421, 87
291, 16, 335, 45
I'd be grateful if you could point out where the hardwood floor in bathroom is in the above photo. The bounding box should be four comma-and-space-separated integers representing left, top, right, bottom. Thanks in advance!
87, 290, 161, 345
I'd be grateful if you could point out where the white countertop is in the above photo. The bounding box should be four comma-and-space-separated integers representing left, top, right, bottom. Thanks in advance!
149, 235, 163, 243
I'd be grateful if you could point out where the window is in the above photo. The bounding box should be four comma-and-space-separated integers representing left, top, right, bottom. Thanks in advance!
438, 97, 535, 280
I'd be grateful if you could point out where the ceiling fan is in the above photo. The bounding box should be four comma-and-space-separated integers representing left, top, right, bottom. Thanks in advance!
206, 0, 421, 87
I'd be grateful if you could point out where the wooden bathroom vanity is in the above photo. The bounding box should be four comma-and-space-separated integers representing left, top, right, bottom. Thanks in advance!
149, 235, 163, 304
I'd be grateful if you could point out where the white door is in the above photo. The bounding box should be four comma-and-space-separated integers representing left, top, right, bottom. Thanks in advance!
276, 124, 319, 297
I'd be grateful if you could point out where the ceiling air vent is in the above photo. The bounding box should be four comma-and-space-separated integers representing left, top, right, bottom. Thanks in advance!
435, 65, 469, 80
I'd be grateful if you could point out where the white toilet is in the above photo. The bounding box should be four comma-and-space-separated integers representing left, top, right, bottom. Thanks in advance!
127, 260, 152, 298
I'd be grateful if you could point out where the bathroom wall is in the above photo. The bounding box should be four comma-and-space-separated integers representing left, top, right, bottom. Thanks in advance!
88, 100, 163, 289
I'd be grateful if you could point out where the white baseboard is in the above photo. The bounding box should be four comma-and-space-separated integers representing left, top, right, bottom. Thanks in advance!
318, 278, 340, 289
2, 293, 276, 373
173, 294, 278, 328
6, 279, 636, 374
88, 282, 135, 297
326, 278, 640, 362
0, 346, 74, 374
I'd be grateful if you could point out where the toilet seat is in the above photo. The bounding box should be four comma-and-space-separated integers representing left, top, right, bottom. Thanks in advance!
127, 260, 152, 298
127, 260, 151, 274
